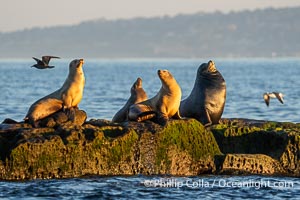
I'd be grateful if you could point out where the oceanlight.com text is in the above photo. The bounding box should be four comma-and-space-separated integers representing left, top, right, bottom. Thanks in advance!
142, 178, 296, 190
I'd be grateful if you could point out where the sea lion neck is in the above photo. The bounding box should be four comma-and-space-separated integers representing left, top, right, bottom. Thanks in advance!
68, 65, 84, 81
198, 71, 223, 83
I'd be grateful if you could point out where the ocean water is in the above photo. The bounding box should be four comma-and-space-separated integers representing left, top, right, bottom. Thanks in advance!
0, 58, 300, 199
0, 176, 299, 199
1, 58, 300, 122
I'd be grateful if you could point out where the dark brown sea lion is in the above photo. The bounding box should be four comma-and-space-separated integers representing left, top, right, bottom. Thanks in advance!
179, 60, 226, 127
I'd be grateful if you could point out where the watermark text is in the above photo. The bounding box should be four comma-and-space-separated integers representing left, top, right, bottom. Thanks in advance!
142, 178, 296, 190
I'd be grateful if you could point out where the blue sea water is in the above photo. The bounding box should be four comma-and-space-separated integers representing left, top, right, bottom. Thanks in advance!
1, 58, 300, 122
0, 176, 299, 199
0, 58, 300, 199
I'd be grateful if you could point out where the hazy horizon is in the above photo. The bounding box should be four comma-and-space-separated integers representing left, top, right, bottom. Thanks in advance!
1, 0, 300, 32
0, 6, 299, 58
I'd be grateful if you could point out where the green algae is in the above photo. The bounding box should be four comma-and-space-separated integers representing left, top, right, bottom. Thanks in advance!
107, 129, 138, 166
7, 135, 65, 179
212, 124, 262, 137
2, 118, 300, 180
155, 119, 221, 167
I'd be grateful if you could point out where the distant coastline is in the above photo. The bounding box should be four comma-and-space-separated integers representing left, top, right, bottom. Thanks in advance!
0, 7, 299, 58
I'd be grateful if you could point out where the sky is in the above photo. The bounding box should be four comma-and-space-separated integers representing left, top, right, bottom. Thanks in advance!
1, 0, 300, 32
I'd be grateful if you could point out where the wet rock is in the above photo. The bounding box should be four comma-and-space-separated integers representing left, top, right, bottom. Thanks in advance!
0, 119, 221, 180
211, 118, 300, 176
217, 154, 285, 175
39, 109, 87, 128
85, 119, 113, 127
0, 117, 299, 180
2, 118, 19, 124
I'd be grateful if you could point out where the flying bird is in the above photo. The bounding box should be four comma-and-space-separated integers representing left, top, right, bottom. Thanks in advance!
263, 92, 284, 106
31, 56, 60, 69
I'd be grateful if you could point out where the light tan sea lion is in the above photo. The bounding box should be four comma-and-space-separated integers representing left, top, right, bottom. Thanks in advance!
179, 60, 226, 127
112, 77, 148, 123
128, 70, 181, 125
24, 59, 85, 127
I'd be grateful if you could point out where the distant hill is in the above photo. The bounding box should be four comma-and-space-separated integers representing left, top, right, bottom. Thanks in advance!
0, 7, 300, 58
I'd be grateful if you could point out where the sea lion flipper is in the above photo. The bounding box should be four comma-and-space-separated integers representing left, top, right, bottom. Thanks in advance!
172, 110, 182, 119
202, 109, 212, 127
136, 111, 156, 122
156, 112, 168, 126
62, 94, 72, 111
24, 116, 39, 127
64, 107, 76, 122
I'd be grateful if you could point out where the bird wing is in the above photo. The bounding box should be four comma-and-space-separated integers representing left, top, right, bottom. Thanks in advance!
274, 92, 284, 104
32, 57, 44, 65
263, 93, 270, 106
42, 56, 61, 65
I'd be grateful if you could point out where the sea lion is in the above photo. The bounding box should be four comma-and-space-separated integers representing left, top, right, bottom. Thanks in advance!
263, 92, 284, 106
31, 56, 61, 69
179, 60, 226, 127
24, 59, 85, 127
128, 70, 181, 125
112, 77, 148, 123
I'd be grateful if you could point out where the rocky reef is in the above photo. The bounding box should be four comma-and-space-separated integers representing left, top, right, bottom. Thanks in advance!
0, 111, 299, 180
212, 119, 299, 176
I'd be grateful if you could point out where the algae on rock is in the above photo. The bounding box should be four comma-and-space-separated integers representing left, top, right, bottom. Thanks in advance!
155, 120, 221, 175
0, 119, 221, 180
1, 117, 299, 180
211, 118, 300, 176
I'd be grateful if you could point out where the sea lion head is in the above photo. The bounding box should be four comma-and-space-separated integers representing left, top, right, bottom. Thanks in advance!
131, 77, 148, 101
68, 59, 84, 77
69, 59, 84, 69
157, 69, 174, 85
197, 60, 226, 87
198, 60, 217, 76
157, 70, 181, 95
131, 77, 143, 91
